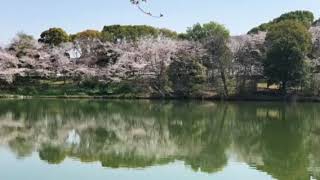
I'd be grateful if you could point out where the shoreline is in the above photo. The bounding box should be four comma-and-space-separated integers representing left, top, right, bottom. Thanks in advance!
1, 94, 320, 102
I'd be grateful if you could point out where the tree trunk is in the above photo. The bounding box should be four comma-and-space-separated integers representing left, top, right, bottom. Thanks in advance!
220, 70, 229, 97
281, 81, 287, 95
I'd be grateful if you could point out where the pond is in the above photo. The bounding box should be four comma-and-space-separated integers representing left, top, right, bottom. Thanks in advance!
0, 99, 319, 180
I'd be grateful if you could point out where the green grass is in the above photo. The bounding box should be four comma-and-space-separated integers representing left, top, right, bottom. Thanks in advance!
0, 78, 150, 97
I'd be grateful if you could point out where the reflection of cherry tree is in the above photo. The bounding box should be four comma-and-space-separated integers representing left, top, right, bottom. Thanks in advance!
1, 100, 320, 177
0, 100, 231, 171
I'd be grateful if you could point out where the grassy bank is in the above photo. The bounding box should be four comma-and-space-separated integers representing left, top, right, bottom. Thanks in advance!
1, 78, 320, 102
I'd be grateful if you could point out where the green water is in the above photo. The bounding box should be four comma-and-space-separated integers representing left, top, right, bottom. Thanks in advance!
0, 99, 320, 180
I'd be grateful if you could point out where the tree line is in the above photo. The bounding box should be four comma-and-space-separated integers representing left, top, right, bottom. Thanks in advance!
0, 10, 319, 97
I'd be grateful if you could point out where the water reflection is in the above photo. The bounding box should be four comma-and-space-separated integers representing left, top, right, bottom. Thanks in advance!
0, 100, 320, 179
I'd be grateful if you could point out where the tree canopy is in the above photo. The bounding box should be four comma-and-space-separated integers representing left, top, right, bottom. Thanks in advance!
263, 20, 312, 93
71, 30, 102, 41
185, 22, 230, 41
248, 10, 314, 34
101, 25, 177, 42
38, 28, 70, 46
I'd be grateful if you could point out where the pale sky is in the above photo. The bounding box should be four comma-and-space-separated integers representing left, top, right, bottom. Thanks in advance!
1, 0, 320, 44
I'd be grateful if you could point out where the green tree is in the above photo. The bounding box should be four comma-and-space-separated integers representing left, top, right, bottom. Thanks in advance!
39, 28, 70, 46
186, 22, 231, 96
186, 22, 229, 42
263, 20, 312, 93
248, 10, 314, 34
101, 25, 177, 43
168, 51, 207, 97
71, 29, 102, 41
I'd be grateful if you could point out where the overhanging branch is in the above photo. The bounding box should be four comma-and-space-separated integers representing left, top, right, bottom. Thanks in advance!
130, 0, 163, 18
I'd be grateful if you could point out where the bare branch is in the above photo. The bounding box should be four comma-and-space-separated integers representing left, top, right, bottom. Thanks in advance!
130, 0, 163, 18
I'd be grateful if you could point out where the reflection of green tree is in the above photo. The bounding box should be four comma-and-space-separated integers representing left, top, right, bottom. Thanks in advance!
257, 107, 309, 180
2, 100, 320, 177
184, 141, 228, 173
99, 153, 174, 168
39, 145, 66, 164
89, 127, 118, 144
227, 103, 315, 179
168, 103, 232, 173
309, 136, 320, 179
8, 137, 33, 158
67, 127, 119, 163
